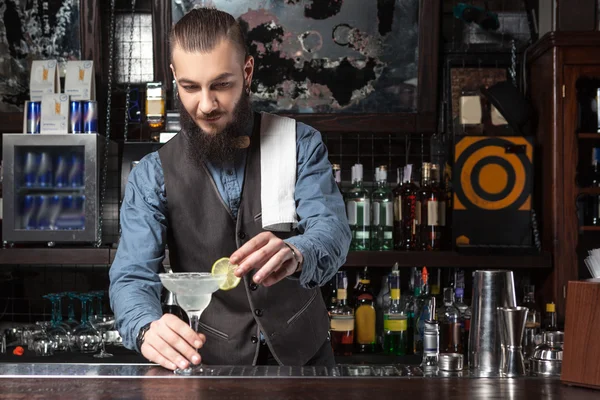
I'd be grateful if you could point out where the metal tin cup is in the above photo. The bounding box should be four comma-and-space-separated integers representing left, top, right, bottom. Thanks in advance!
469, 270, 517, 376
439, 353, 464, 372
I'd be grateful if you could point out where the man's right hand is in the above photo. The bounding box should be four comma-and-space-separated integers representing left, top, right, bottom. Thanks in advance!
140, 314, 205, 371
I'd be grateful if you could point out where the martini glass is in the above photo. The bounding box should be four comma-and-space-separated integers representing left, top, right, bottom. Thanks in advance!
158, 272, 226, 375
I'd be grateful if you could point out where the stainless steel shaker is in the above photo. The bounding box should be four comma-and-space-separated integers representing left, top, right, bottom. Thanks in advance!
469, 270, 518, 376
497, 306, 529, 377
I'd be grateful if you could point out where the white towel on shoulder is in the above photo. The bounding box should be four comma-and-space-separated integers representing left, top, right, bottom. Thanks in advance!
260, 112, 298, 232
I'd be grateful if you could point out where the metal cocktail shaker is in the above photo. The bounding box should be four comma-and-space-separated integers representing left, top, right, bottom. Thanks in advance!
497, 306, 529, 377
469, 270, 517, 376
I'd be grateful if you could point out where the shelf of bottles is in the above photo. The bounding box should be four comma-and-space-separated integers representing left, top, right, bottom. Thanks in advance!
325, 265, 560, 362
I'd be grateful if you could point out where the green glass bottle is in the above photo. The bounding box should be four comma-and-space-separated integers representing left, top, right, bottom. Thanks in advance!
371, 165, 394, 251
383, 269, 407, 355
346, 164, 370, 251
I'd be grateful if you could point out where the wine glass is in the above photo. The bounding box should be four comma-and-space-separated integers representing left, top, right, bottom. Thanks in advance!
89, 314, 115, 358
158, 272, 226, 375
69, 294, 102, 353
42, 294, 69, 352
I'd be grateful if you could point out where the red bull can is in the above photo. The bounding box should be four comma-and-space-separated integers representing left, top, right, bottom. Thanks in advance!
69, 101, 83, 133
55, 155, 68, 188
26, 101, 41, 134
36, 195, 51, 230
83, 101, 98, 133
37, 152, 53, 187
22, 195, 37, 229
23, 152, 38, 187
68, 153, 84, 187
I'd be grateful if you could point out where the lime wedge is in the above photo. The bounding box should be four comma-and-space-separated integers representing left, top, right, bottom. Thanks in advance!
211, 257, 241, 291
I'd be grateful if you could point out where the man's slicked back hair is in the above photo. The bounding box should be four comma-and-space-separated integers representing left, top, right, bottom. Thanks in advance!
170, 7, 248, 63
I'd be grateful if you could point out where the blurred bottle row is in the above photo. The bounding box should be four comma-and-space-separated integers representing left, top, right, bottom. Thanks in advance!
334, 162, 450, 252
324, 266, 559, 362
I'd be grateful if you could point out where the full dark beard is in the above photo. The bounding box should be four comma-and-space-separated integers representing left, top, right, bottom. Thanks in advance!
179, 86, 253, 167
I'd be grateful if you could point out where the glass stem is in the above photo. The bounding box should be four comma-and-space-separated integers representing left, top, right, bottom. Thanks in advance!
188, 311, 203, 337
81, 298, 88, 324
68, 296, 76, 322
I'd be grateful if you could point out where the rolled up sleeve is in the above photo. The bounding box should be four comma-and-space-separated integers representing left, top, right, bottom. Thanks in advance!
109, 152, 167, 351
285, 124, 351, 289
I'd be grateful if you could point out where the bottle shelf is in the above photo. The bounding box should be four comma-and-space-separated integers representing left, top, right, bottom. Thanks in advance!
579, 187, 600, 195
0, 247, 552, 268
581, 226, 600, 231
578, 133, 600, 139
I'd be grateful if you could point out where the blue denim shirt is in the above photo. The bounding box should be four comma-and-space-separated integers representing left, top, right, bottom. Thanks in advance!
109, 121, 351, 351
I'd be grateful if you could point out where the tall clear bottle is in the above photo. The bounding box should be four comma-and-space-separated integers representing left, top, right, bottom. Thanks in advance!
354, 267, 377, 353
453, 271, 471, 360
414, 267, 435, 354
393, 167, 404, 249
346, 164, 370, 251
371, 165, 394, 251
439, 287, 462, 354
383, 269, 407, 355
522, 284, 541, 359
330, 271, 354, 356
399, 165, 419, 250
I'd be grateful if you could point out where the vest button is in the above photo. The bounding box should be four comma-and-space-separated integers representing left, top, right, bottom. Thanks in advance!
249, 282, 258, 291
238, 231, 246, 239
227, 170, 234, 176
254, 309, 263, 317
251, 335, 258, 344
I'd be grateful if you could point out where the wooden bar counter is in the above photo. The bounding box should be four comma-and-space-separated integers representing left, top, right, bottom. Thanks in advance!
0, 364, 599, 399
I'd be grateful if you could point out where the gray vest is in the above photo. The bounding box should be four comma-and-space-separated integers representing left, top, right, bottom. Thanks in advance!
158, 116, 329, 365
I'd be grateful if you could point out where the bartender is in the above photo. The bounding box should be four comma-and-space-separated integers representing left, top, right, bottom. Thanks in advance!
109, 7, 350, 371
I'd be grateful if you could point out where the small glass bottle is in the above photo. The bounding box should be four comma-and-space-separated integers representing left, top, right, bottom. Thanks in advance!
383, 269, 407, 355
346, 164, 371, 251
422, 320, 440, 368
399, 165, 419, 250
414, 267, 435, 355
439, 288, 463, 354
543, 302, 558, 332
330, 271, 355, 356
354, 267, 376, 353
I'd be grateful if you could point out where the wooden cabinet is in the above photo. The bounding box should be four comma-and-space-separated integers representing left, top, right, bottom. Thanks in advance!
527, 32, 600, 319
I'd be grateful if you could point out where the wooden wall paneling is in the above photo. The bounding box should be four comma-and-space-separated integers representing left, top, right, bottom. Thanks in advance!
557, 0, 597, 31
561, 65, 582, 314
527, 49, 558, 311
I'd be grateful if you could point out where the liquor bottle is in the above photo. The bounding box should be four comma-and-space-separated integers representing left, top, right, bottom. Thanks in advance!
543, 302, 558, 332
405, 267, 420, 355
146, 82, 166, 141
332, 163, 343, 197
371, 165, 394, 251
330, 271, 354, 356
418, 163, 439, 251
162, 289, 189, 324
392, 167, 404, 250
430, 268, 442, 306
439, 288, 463, 354
376, 269, 391, 349
383, 269, 407, 355
399, 165, 419, 250
453, 273, 471, 360
414, 267, 435, 354
431, 164, 447, 247
522, 284, 541, 359
346, 164, 371, 251
354, 267, 376, 353
324, 275, 338, 316
589, 148, 600, 225
419, 163, 444, 251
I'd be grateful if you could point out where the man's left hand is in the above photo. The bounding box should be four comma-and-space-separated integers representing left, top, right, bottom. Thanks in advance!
230, 232, 302, 287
